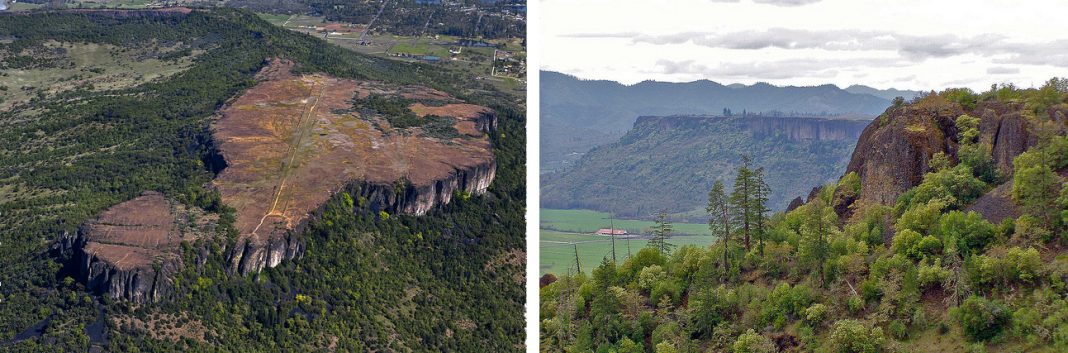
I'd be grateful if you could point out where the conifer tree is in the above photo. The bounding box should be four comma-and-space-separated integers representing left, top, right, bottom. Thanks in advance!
731, 155, 754, 250
751, 167, 771, 256
648, 210, 675, 253
707, 180, 732, 278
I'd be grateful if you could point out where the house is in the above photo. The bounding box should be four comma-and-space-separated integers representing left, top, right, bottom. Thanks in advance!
595, 228, 628, 236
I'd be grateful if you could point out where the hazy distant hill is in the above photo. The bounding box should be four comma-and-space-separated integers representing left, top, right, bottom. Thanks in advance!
541, 115, 869, 221
541, 71, 899, 171
844, 84, 923, 101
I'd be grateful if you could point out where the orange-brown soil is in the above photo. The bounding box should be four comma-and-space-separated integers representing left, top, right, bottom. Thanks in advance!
80, 191, 213, 271
212, 59, 494, 243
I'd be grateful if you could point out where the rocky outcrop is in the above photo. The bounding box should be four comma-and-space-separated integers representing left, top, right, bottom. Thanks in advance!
635, 115, 868, 142
350, 160, 497, 216
228, 232, 305, 275
53, 191, 216, 303
833, 97, 1068, 219
226, 159, 496, 274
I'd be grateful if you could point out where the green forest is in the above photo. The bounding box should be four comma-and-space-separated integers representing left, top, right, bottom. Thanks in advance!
0, 8, 524, 352
540, 81, 1068, 352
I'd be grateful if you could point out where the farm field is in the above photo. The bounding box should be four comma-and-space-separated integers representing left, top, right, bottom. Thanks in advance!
541, 208, 713, 235
258, 13, 525, 96
541, 229, 716, 275
540, 208, 716, 275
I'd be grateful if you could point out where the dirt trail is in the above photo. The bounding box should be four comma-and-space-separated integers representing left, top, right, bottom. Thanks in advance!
249, 77, 326, 237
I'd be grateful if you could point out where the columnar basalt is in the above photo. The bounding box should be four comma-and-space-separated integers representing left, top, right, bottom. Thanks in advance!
54, 191, 216, 303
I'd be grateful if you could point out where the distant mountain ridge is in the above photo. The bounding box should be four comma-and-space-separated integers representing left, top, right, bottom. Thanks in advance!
542, 114, 869, 221
541, 71, 905, 171
844, 84, 923, 101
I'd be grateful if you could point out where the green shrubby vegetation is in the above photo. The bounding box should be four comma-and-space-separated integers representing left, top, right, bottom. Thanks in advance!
542, 81, 1068, 351
1, 8, 524, 351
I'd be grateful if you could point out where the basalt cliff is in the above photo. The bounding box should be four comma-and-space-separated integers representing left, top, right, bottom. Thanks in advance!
542, 115, 867, 221
58, 60, 498, 296
215, 60, 497, 274
53, 191, 217, 303
828, 95, 1068, 221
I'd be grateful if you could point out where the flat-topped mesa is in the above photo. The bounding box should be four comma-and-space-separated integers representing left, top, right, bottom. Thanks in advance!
634, 115, 867, 142
54, 191, 217, 303
215, 60, 496, 274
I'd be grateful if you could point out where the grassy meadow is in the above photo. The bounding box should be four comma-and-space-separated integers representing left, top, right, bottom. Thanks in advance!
540, 209, 717, 275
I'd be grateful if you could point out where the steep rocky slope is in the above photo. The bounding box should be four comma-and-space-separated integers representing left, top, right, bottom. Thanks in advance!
53, 191, 216, 303
542, 115, 867, 220
216, 60, 497, 274
832, 95, 1068, 219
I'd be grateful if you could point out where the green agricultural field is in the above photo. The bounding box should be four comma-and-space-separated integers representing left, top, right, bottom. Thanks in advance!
540, 209, 717, 275
541, 229, 715, 276
66, 0, 155, 9
8, 2, 44, 10
541, 208, 713, 235
256, 13, 291, 26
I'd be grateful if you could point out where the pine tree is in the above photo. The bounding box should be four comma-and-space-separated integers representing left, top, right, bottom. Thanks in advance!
799, 197, 831, 287
751, 167, 771, 256
730, 155, 754, 250
648, 210, 675, 253
707, 180, 732, 279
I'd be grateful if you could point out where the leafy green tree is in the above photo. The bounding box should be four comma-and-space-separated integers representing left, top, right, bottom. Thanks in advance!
732, 329, 776, 353
955, 295, 1011, 342
827, 319, 889, 353
1012, 149, 1064, 228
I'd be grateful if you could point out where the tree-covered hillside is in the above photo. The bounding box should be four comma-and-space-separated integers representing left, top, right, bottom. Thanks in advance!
542, 115, 868, 221
540, 80, 1068, 353
540, 71, 894, 172
0, 8, 524, 352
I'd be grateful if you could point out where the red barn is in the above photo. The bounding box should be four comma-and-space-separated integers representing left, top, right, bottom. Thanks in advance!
595, 228, 628, 236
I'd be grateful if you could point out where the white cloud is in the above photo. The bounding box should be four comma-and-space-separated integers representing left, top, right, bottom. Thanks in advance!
542, 0, 1068, 91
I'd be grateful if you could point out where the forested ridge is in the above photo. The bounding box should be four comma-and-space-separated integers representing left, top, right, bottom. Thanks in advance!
540, 81, 1068, 353
0, 8, 524, 351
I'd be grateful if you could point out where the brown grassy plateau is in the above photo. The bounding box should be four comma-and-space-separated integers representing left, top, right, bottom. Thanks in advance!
211, 59, 494, 244
81, 191, 214, 270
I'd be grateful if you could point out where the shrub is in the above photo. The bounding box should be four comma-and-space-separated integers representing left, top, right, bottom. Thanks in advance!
827, 319, 889, 353
732, 329, 776, 353
804, 303, 828, 327
973, 247, 1041, 287
918, 260, 950, 289
847, 295, 865, 314
937, 211, 996, 255
638, 265, 666, 291
955, 295, 1011, 342
888, 320, 908, 340
891, 229, 922, 256
759, 283, 816, 328
617, 336, 644, 353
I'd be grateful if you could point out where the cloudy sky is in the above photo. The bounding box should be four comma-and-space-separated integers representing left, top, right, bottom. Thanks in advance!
540, 0, 1068, 91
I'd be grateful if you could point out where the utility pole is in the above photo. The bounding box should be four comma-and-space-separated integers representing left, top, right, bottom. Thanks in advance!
573, 243, 581, 274
610, 218, 616, 263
